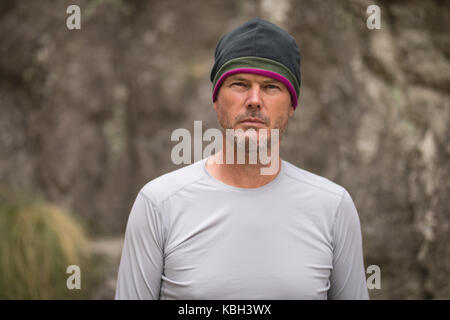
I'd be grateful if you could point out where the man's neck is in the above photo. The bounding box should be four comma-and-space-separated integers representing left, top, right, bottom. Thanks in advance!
205, 149, 282, 189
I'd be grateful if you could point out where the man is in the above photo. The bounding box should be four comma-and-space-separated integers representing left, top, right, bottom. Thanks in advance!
115, 18, 369, 300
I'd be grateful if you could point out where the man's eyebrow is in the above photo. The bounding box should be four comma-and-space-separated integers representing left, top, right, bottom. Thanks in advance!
226, 76, 281, 84
227, 76, 249, 82
261, 79, 281, 84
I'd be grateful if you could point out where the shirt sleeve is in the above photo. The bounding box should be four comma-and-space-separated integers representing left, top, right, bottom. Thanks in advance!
327, 189, 369, 300
115, 192, 165, 299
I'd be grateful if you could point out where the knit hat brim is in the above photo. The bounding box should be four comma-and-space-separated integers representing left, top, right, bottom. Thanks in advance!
212, 56, 300, 109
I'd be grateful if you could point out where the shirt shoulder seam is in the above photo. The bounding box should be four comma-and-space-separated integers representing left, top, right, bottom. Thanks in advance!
283, 170, 343, 198
137, 190, 166, 253
330, 189, 347, 250
160, 175, 208, 205
140, 170, 208, 207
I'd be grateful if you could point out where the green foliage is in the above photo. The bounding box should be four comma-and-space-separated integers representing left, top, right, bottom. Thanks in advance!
0, 194, 92, 299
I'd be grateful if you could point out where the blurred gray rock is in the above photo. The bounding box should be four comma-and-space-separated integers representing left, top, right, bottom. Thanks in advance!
0, 0, 449, 299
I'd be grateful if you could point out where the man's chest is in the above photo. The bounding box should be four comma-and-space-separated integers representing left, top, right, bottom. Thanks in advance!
159, 200, 334, 299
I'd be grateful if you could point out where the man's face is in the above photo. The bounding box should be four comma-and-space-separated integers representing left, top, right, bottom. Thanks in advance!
213, 73, 295, 150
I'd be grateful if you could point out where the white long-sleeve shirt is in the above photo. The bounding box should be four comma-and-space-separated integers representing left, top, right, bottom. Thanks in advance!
115, 157, 369, 300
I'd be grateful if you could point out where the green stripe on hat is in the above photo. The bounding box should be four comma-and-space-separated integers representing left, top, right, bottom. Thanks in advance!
213, 56, 300, 98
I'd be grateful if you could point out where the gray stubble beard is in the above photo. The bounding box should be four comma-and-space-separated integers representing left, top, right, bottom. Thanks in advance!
218, 111, 289, 168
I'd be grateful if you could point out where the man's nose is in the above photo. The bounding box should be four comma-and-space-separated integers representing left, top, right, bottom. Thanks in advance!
246, 85, 262, 109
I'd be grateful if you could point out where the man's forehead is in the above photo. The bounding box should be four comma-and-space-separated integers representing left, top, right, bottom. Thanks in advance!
226, 73, 282, 84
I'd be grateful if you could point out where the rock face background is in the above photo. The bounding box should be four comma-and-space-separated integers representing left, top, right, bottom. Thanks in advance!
0, 0, 449, 299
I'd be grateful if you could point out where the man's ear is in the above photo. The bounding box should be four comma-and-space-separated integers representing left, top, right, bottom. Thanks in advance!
213, 100, 218, 112
288, 104, 295, 117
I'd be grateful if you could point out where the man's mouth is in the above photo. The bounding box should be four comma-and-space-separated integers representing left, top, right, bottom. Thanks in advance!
239, 118, 266, 125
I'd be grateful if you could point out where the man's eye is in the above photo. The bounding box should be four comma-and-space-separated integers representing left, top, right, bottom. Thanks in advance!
266, 84, 280, 90
232, 82, 246, 87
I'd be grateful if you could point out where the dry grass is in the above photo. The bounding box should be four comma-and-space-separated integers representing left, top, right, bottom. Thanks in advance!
0, 193, 92, 299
